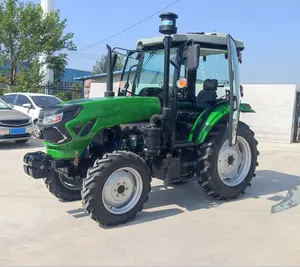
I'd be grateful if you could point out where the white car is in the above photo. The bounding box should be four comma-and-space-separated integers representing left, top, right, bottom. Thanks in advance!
1, 93, 62, 138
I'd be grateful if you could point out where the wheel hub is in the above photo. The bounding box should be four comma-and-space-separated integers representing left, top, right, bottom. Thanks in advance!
227, 155, 235, 165
102, 167, 143, 214
217, 137, 252, 186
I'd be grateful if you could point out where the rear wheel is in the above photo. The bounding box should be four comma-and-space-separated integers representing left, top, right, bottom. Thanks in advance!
198, 120, 259, 200
81, 151, 151, 226
44, 172, 82, 201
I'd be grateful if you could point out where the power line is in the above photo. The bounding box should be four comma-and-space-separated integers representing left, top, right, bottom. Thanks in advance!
76, 0, 181, 53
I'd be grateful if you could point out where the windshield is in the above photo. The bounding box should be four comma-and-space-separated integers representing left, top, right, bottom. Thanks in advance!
31, 96, 61, 108
121, 48, 177, 96
180, 49, 230, 98
0, 99, 11, 110
121, 46, 229, 99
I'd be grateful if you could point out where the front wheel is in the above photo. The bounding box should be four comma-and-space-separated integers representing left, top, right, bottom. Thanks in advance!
81, 151, 151, 226
198, 121, 259, 200
32, 121, 41, 139
44, 172, 82, 201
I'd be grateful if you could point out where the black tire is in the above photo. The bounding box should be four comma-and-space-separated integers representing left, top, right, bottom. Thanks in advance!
198, 120, 259, 200
15, 139, 29, 144
81, 150, 151, 226
44, 172, 82, 201
33, 121, 41, 139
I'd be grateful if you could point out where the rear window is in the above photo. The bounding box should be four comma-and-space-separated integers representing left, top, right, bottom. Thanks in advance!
31, 96, 61, 108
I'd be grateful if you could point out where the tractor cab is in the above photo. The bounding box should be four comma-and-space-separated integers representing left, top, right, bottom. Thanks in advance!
110, 28, 244, 144
118, 33, 244, 103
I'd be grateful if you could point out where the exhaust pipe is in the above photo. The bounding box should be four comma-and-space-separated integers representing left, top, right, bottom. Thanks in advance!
104, 44, 115, 97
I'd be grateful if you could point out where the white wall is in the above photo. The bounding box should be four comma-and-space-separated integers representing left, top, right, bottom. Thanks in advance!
240, 84, 297, 143
89, 82, 119, 98
87, 82, 297, 144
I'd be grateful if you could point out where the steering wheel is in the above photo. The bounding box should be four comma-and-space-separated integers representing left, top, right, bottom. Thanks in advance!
119, 88, 131, 96
138, 87, 162, 97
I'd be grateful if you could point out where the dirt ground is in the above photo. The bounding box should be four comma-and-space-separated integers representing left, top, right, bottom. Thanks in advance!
0, 139, 300, 266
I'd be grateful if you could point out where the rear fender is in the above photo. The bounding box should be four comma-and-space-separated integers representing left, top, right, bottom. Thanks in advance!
190, 102, 255, 145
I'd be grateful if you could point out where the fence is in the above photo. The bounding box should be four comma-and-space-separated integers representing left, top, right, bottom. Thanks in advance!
0, 84, 83, 101
43, 85, 83, 101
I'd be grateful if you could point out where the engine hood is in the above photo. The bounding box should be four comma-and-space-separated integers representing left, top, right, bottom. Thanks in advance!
0, 108, 31, 120
38, 96, 162, 159
39, 96, 162, 125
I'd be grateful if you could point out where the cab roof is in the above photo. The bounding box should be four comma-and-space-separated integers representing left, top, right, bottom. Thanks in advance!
137, 32, 244, 50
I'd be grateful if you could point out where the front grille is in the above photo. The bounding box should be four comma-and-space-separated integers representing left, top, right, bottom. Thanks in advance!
41, 127, 65, 144
0, 119, 30, 127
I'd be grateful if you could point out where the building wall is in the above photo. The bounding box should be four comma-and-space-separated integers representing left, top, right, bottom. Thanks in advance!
240, 84, 297, 143
91, 73, 123, 84
84, 79, 298, 144
61, 68, 92, 87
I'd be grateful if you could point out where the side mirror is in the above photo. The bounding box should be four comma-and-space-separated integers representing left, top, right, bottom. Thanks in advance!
22, 103, 31, 109
183, 44, 200, 71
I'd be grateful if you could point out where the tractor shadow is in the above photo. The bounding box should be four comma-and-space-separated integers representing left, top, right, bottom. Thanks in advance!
67, 170, 300, 228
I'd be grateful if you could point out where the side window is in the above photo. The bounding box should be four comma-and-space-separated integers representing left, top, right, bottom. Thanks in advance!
2, 94, 16, 104
15, 95, 31, 106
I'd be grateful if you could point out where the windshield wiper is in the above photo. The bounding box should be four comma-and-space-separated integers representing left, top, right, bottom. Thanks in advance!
142, 45, 159, 68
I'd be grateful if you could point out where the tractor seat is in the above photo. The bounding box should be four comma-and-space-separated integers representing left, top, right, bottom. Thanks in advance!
196, 79, 218, 109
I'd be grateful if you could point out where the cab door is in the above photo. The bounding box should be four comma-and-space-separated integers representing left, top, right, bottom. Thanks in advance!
226, 34, 241, 146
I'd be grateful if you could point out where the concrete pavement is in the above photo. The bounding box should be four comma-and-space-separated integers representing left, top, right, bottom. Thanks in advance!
0, 139, 300, 266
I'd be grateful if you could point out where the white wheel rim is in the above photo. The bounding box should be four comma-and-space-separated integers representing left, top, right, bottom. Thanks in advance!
102, 167, 143, 215
217, 136, 252, 187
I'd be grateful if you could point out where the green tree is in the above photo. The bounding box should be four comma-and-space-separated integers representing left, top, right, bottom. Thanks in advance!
16, 57, 44, 92
92, 54, 124, 74
46, 53, 68, 85
0, 0, 76, 88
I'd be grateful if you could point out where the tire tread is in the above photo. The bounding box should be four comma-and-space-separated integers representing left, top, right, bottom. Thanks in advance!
198, 120, 259, 200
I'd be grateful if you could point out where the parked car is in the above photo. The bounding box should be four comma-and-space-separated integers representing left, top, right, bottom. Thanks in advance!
0, 98, 33, 144
1, 93, 62, 138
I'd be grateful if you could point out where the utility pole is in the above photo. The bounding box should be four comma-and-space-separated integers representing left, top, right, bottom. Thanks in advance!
40, 0, 54, 87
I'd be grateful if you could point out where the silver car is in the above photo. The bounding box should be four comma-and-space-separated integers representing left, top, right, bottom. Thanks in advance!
0, 98, 33, 143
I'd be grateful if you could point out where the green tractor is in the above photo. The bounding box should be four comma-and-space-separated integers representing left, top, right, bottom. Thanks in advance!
23, 13, 259, 226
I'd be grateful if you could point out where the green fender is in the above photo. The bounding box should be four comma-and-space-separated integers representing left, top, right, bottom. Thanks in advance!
189, 102, 255, 145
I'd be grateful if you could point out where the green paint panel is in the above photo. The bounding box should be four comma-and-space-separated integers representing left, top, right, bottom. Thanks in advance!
44, 96, 161, 159
191, 102, 255, 145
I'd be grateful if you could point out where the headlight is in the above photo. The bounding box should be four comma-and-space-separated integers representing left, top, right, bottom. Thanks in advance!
42, 113, 63, 125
